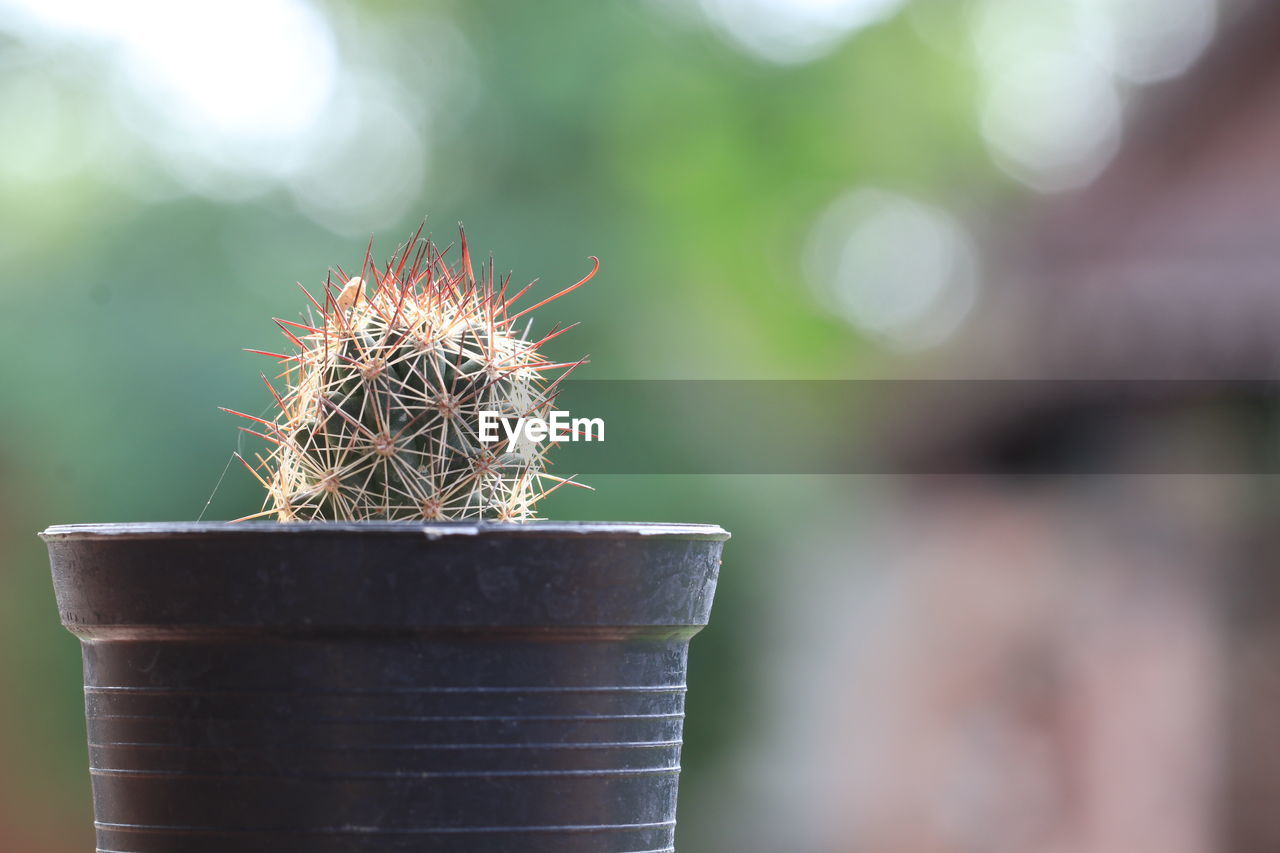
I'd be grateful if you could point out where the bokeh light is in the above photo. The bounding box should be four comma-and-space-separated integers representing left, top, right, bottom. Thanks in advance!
805, 188, 979, 350
694, 0, 909, 64
971, 0, 1216, 192
4, 0, 337, 160
1082, 0, 1216, 83
0, 0, 437, 233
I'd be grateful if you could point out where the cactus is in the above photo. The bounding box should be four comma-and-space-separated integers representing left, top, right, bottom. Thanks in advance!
226, 226, 596, 522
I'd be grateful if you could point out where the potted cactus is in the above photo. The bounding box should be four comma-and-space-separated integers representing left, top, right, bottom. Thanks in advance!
42, 227, 728, 853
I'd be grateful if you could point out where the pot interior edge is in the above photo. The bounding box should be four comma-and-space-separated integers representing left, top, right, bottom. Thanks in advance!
39, 520, 731, 541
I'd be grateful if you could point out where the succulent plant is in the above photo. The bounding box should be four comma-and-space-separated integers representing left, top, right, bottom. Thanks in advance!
225, 226, 596, 522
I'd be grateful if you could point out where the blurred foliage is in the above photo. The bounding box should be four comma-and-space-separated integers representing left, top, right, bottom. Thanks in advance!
0, 0, 1005, 849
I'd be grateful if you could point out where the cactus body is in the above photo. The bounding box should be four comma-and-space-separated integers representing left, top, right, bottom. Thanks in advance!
231, 228, 594, 522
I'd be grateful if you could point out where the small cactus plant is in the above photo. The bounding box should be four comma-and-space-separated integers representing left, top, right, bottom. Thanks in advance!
226, 226, 596, 522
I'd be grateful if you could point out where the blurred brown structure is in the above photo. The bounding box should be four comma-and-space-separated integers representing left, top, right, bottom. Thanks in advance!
992, 0, 1280, 385
816, 2, 1280, 851
1008, 4, 1280, 846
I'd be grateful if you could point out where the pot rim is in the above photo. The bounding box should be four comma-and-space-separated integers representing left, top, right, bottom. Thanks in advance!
41, 520, 730, 542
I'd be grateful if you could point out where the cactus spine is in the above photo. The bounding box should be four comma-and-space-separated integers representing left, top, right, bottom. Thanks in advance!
228, 226, 595, 522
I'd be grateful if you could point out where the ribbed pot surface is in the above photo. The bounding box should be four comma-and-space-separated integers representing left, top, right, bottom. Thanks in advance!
42, 521, 728, 853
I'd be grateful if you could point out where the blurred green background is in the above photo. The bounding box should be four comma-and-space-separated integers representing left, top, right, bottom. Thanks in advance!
0, 0, 1224, 849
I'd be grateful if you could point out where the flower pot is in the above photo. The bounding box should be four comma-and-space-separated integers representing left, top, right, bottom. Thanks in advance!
41, 521, 728, 853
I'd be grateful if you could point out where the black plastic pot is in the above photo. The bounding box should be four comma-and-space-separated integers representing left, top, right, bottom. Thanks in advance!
41, 521, 728, 853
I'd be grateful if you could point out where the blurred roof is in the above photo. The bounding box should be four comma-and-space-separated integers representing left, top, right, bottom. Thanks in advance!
1017, 0, 1280, 382
886, 0, 1280, 470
